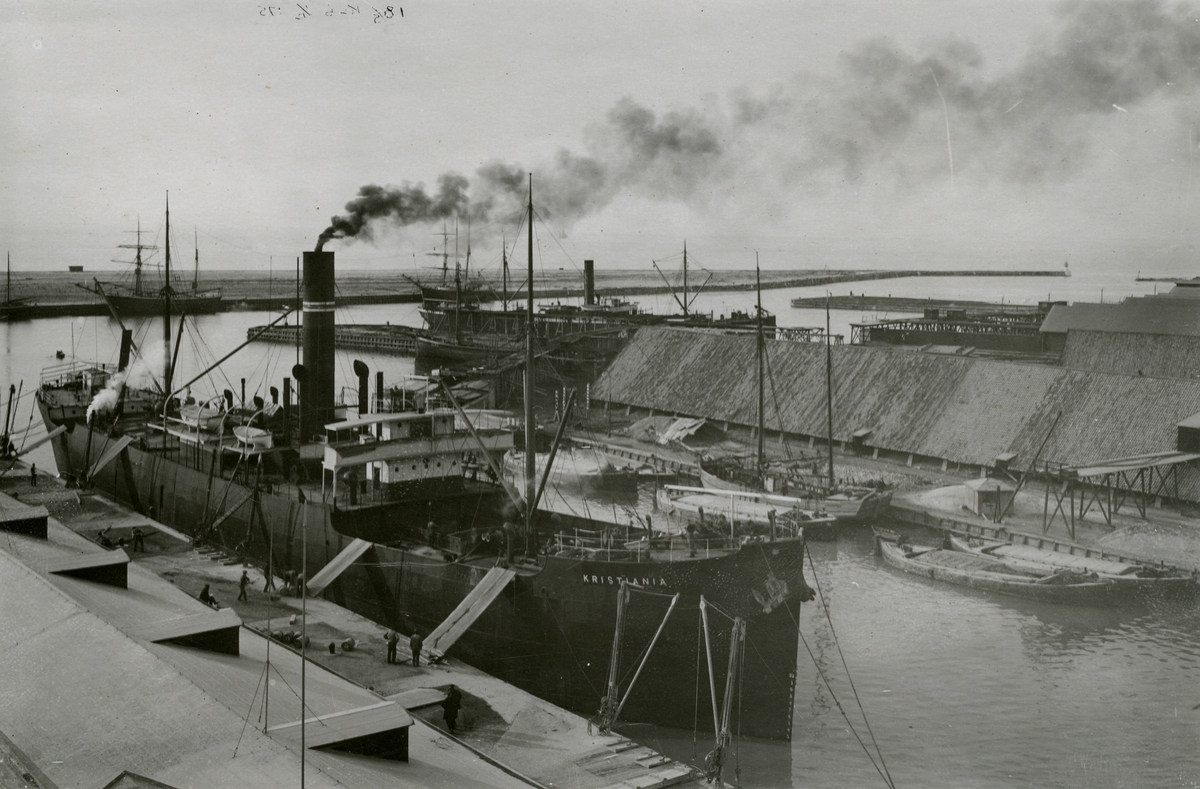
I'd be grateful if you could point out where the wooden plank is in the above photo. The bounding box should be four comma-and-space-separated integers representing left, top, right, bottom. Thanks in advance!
424, 566, 515, 657
306, 538, 373, 595
87, 435, 134, 480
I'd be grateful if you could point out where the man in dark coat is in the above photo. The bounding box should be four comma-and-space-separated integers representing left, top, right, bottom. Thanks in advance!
410, 631, 424, 667
442, 685, 462, 734
386, 630, 399, 664
238, 570, 250, 601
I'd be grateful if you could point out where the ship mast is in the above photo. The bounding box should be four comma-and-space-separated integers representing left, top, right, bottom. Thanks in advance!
502, 236, 509, 311
524, 176, 536, 549
682, 241, 689, 317
163, 193, 172, 394
756, 256, 765, 475
193, 228, 199, 292
825, 295, 834, 488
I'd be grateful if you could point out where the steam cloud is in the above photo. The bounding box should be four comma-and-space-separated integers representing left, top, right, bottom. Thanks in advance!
87, 345, 166, 422
315, 0, 1200, 248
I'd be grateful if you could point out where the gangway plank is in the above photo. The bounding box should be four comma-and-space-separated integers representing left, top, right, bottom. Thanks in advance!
87, 435, 134, 480
307, 537, 374, 595
424, 565, 516, 661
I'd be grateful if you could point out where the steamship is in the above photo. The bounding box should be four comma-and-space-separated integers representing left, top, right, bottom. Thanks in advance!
416, 256, 774, 380
37, 202, 816, 740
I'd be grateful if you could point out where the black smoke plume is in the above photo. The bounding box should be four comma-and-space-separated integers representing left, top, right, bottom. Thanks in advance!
317, 0, 1200, 248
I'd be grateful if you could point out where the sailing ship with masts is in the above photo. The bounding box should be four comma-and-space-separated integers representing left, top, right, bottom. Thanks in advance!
88, 204, 223, 316
698, 280, 889, 525
36, 186, 817, 739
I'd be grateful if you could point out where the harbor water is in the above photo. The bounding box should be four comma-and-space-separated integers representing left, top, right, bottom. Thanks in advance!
5, 267, 1200, 788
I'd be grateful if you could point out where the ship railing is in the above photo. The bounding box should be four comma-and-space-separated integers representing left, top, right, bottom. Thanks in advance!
551, 529, 739, 562
40, 360, 117, 386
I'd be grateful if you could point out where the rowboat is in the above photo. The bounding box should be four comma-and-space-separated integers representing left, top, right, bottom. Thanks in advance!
657, 484, 838, 537
947, 535, 1196, 595
874, 529, 1118, 605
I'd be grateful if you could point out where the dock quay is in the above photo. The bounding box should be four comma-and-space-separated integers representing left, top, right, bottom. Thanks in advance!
883, 486, 1200, 574
249, 323, 425, 356
790, 294, 1047, 316
0, 461, 710, 789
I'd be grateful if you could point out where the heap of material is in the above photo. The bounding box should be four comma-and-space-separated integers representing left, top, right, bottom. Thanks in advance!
592, 326, 1200, 499
0, 492, 529, 789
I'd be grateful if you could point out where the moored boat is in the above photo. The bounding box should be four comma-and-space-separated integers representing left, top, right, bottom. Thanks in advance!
657, 483, 838, 537
947, 534, 1196, 596
875, 529, 1118, 605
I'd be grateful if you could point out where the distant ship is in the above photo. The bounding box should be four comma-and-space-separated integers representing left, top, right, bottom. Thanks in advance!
416, 251, 775, 385
87, 199, 222, 317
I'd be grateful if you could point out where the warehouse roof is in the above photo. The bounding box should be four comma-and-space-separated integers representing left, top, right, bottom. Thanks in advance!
1040, 301, 1200, 337
594, 326, 1200, 474
0, 518, 525, 789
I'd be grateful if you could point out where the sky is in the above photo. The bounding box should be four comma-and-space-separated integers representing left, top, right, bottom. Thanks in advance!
5, 0, 1200, 277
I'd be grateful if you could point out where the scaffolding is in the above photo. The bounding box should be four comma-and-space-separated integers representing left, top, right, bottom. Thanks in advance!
1039, 452, 1200, 538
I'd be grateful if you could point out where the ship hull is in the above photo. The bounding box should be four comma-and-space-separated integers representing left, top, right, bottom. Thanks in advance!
42, 409, 806, 739
106, 292, 224, 316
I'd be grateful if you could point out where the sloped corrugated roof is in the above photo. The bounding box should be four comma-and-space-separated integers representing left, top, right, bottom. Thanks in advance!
1040, 301, 1200, 337
1062, 329, 1200, 378
594, 326, 1200, 471
0, 522, 524, 789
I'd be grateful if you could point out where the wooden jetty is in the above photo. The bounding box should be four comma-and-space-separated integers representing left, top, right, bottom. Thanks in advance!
249, 324, 424, 356
791, 294, 1048, 315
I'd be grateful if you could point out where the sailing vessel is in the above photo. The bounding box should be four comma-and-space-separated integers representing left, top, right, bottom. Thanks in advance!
37, 185, 816, 739
89, 208, 223, 316
699, 283, 886, 525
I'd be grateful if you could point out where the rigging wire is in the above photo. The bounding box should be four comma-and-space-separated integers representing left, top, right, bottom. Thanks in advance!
805, 543, 896, 788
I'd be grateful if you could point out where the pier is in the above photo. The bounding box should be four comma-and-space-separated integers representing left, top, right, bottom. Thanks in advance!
791, 294, 1049, 315
249, 323, 424, 356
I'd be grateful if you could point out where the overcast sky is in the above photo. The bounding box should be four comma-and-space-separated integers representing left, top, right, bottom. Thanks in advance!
5, 1, 1200, 275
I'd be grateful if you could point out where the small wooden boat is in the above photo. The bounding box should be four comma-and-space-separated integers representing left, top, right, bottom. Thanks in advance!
657, 484, 838, 537
233, 425, 273, 451
875, 529, 1117, 605
947, 535, 1196, 595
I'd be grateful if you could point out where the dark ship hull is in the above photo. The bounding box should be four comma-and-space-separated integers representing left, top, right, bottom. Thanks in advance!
106, 291, 224, 316
40, 408, 808, 740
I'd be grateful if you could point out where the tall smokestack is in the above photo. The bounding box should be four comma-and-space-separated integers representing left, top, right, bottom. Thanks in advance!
583, 259, 595, 307
300, 250, 336, 441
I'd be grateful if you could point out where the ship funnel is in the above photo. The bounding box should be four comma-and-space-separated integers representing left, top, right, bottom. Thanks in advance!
353, 359, 369, 415
583, 259, 595, 306
300, 251, 336, 442
118, 329, 133, 372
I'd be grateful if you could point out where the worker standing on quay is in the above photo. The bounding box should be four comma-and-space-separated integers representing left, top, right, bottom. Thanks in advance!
238, 570, 250, 602
410, 631, 423, 667
442, 685, 463, 734
386, 629, 399, 664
